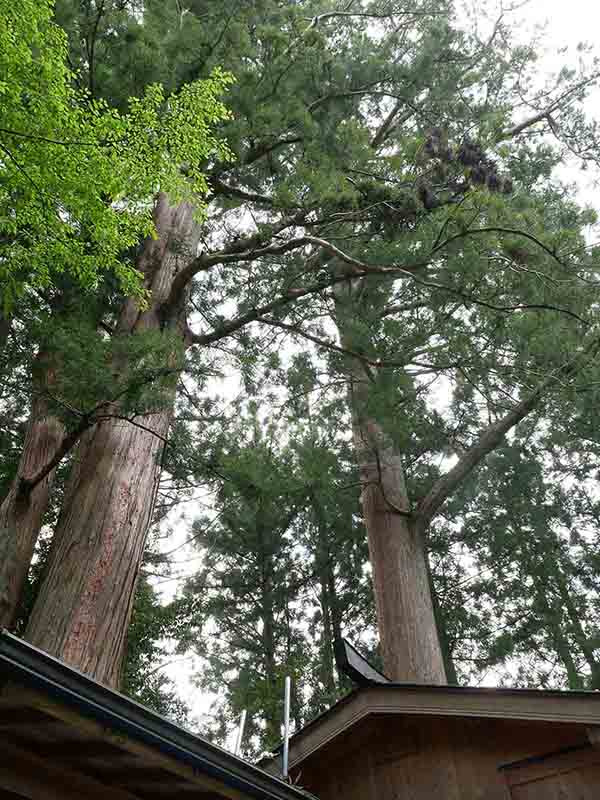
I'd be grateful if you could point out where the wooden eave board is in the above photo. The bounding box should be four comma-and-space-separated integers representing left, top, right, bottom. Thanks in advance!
285, 685, 600, 769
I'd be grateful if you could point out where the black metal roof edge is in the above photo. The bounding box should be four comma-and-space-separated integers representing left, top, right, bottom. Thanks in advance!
0, 631, 313, 800
334, 638, 390, 686
368, 681, 600, 699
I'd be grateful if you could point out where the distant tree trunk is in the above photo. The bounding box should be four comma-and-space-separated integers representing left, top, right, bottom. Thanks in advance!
427, 558, 459, 685
312, 495, 343, 697
555, 569, 600, 688
334, 282, 447, 684
318, 576, 336, 696
0, 361, 64, 629
25, 194, 199, 687
313, 512, 336, 696
259, 535, 279, 746
0, 313, 10, 365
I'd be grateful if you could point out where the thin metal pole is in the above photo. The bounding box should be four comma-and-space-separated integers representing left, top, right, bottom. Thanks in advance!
234, 709, 247, 756
282, 676, 291, 779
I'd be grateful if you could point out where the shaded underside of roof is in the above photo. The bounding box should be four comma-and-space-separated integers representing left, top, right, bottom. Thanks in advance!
0, 630, 312, 800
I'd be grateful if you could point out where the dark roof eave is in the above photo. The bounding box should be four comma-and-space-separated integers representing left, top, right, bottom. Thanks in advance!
267, 677, 600, 756
0, 630, 313, 800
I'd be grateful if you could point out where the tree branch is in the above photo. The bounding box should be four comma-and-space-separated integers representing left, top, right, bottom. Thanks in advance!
371, 102, 415, 149
17, 416, 91, 501
209, 175, 275, 206
163, 211, 307, 310
497, 72, 600, 141
414, 339, 600, 531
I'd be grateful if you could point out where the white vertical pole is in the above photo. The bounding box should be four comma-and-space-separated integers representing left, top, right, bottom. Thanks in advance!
282, 676, 291, 779
234, 709, 247, 756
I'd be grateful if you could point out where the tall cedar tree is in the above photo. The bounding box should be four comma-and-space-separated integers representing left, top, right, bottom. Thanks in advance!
5, 0, 600, 686
182, 404, 372, 753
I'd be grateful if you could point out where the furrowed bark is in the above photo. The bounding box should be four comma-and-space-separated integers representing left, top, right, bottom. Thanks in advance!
25, 409, 171, 686
351, 412, 447, 683
0, 362, 64, 629
25, 194, 199, 687
0, 406, 64, 629
333, 282, 447, 684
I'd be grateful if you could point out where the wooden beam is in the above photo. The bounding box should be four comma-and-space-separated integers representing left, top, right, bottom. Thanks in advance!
0, 740, 142, 800
116, 783, 223, 797
12, 739, 132, 761
502, 745, 600, 787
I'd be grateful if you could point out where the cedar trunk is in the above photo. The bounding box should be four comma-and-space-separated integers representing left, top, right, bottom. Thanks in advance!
0, 391, 64, 628
334, 282, 446, 684
353, 416, 446, 683
25, 195, 199, 687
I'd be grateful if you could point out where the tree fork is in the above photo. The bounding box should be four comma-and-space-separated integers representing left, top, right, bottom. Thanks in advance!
24, 195, 200, 686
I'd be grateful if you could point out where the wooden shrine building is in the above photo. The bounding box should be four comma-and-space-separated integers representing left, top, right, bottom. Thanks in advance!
263, 641, 600, 799
3, 629, 600, 800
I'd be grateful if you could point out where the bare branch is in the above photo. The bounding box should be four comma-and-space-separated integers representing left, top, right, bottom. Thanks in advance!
497, 72, 600, 141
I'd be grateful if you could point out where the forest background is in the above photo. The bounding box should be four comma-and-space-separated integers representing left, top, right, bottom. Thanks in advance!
3, 0, 600, 760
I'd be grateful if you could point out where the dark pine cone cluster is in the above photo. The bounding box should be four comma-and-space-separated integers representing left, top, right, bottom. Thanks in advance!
425, 129, 513, 195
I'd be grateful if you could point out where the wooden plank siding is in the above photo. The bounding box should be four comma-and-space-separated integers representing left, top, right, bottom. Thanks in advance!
502, 745, 600, 799
291, 715, 591, 800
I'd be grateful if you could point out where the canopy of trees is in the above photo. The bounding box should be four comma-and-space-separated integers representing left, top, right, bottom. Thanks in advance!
2, 0, 600, 758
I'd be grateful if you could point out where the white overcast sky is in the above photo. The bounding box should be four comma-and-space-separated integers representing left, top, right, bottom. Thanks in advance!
161, 0, 600, 748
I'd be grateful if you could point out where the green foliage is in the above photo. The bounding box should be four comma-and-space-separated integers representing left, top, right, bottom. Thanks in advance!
0, 0, 232, 307
121, 576, 193, 723
176, 404, 372, 754
10, 0, 600, 735
35, 311, 186, 421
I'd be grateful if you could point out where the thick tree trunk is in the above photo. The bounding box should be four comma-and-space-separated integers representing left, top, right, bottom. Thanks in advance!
0, 376, 64, 628
333, 282, 446, 684
25, 195, 199, 687
427, 558, 459, 685
353, 416, 447, 683
555, 569, 600, 688
25, 410, 170, 686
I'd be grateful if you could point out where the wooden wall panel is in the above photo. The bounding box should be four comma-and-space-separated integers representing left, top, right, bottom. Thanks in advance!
294, 714, 592, 800
504, 745, 600, 800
